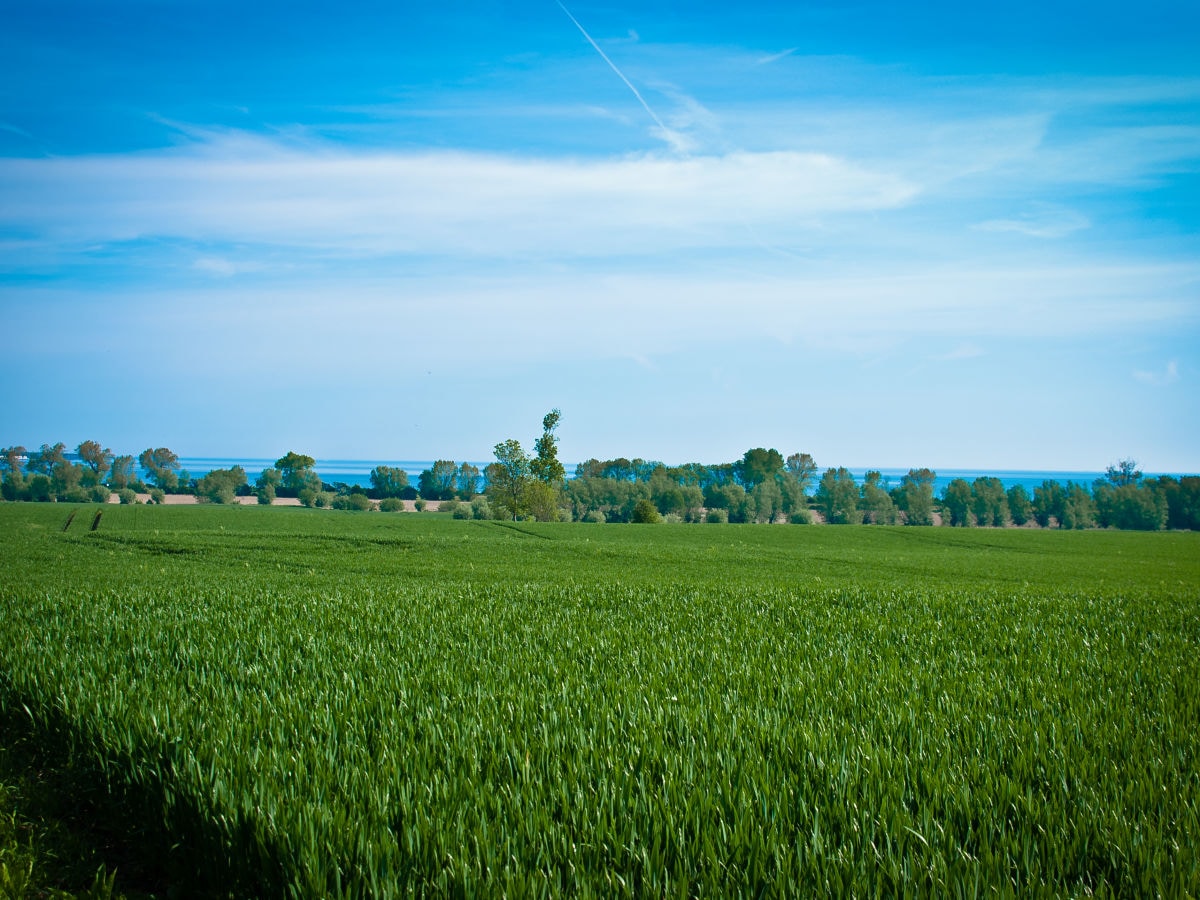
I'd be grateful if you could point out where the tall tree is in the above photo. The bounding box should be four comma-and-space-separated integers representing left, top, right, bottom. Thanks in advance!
785, 453, 817, 494
897, 468, 936, 526
488, 439, 532, 520
1105, 458, 1142, 487
942, 478, 973, 527
456, 462, 481, 499
860, 471, 897, 525
275, 451, 320, 496
971, 476, 1009, 527
1006, 484, 1032, 526
418, 460, 458, 500
735, 448, 784, 491
369, 465, 409, 499
814, 467, 863, 525
76, 440, 112, 484
139, 447, 180, 491
108, 455, 136, 490
530, 409, 565, 487
0, 446, 26, 480
26, 442, 66, 476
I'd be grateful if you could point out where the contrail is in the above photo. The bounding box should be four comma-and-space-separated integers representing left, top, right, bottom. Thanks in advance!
555, 0, 676, 143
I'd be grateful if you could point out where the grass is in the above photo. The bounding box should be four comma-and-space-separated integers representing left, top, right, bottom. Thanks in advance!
1, 503, 1198, 896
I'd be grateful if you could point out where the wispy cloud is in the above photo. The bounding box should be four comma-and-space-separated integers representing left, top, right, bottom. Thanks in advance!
0, 136, 919, 258
1134, 360, 1181, 386
755, 48, 797, 66
975, 205, 1091, 238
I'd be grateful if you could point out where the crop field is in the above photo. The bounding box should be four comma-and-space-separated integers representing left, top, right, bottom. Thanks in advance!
1, 504, 1198, 897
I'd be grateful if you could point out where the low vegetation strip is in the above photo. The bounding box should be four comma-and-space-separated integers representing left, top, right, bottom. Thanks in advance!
1, 504, 1198, 896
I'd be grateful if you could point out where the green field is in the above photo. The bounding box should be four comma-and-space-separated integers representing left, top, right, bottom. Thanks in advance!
1, 504, 1198, 897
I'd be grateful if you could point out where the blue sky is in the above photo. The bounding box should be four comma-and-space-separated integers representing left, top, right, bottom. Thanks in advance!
2, 1, 1198, 472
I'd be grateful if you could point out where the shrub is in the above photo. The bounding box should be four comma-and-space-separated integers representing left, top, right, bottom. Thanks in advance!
117, 488, 138, 505
452, 504, 472, 520
346, 493, 373, 512
631, 499, 661, 524
470, 497, 492, 520
706, 508, 728, 524
788, 510, 812, 525
440, 499, 462, 517
414, 498, 427, 512
582, 509, 607, 523
379, 498, 405, 513
257, 486, 275, 505
89, 485, 112, 504
148, 488, 165, 505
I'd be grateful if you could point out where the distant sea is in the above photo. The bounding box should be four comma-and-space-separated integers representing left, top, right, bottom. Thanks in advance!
176, 458, 1148, 495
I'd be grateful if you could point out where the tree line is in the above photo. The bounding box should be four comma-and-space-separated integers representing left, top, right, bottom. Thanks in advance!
3, 425, 1197, 531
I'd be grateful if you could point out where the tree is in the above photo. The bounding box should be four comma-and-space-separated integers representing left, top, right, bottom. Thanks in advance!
275, 452, 320, 496
942, 478, 973, 526
785, 453, 817, 495
0, 446, 25, 479
108, 455, 137, 490
814, 467, 862, 525
897, 469, 936, 526
456, 463, 481, 499
140, 447, 181, 491
735, 448, 784, 491
971, 476, 1009, 527
860, 471, 897, 525
1093, 480, 1167, 531
369, 465, 409, 499
418, 460, 458, 500
197, 466, 248, 504
1032, 481, 1066, 528
1105, 458, 1142, 487
1007, 484, 1032, 526
1157, 476, 1200, 531
631, 498, 661, 523
76, 440, 112, 485
26, 443, 66, 476
487, 439, 532, 520
531, 409, 566, 487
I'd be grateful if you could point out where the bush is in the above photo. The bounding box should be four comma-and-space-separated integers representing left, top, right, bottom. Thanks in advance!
440, 499, 462, 517
59, 487, 89, 504
149, 488, 165, 505
452, 504, 472, 520
788, 510, 812, 525
706, 508, 728, 524
470, 497, 492, 520
631, 499, 661, 524
257, 486, 275, 505
117, 488, 138, 505
345, 493, 373, 512
89, 485, 112, 504
414, 498, 427, 512
379, 498, 405, 513
582, 509, 606, 523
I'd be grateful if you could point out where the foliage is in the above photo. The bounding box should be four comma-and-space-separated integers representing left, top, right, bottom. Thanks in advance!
971, 476, 1009, 527
487, 440, 532, 520
530, 409, 565, 488
859, 471, 897, 525
814, 467, 863, 525
196, 467, 248, 505
369, 466, 409, 499
116, 488, 138, 506
0, 507, 1197, 897
418, 461, 457, 501
942, 478, 973, 527
1006, 484, 1032, 526
379, 498, 405, 513
630, 498, 661, 523
896, 469, 936, 526
138, 448, 180, 492
275, 453, 320, 498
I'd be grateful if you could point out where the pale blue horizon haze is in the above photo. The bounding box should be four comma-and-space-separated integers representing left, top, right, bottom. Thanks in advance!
2, 1, 1198, 473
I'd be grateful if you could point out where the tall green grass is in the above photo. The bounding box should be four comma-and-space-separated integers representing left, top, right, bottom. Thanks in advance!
1, 504, 1197, 896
